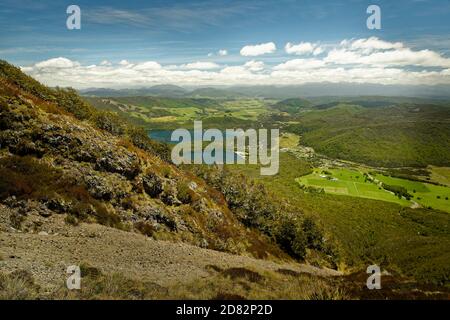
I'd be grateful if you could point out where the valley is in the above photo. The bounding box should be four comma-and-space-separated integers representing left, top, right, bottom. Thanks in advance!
1, 60, 449, 300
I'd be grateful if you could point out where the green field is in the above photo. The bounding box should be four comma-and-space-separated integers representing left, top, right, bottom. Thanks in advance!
374, 174, 450, 212
297, 169, 411, 206
297, 168, 450, 212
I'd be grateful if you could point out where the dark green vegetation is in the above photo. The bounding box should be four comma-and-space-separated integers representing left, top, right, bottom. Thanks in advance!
272, 98, 312, 114
227, 153, 450, 286
285, 104, 450, 167
186, 165, 334, 262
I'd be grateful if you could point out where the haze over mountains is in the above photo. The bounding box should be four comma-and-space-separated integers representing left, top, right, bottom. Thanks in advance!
80, 83, 450, 99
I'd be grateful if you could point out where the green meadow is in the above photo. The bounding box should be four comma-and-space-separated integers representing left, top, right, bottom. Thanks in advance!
374, 174, 450, 212
297, 168, 450, 212
297, 169, 410, 206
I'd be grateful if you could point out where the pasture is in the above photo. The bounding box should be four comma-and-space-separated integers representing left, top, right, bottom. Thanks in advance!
296, 168, 411, 206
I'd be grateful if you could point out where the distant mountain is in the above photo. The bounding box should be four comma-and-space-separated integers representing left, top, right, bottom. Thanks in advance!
81, 84, 187, 97
186, 87, 247, 99
80, 83, 450, 100
230, 83, 450, 99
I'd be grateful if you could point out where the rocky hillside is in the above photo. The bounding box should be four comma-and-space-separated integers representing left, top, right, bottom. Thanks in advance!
0, 60, 286, 259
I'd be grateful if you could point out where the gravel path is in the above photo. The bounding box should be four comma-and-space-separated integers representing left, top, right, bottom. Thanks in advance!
0, 214, 340, 291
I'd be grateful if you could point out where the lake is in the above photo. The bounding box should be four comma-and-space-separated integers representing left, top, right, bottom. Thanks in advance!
148, 130, 245, 163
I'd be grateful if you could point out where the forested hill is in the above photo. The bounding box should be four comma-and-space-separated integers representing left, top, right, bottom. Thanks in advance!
288, 104, 450, 167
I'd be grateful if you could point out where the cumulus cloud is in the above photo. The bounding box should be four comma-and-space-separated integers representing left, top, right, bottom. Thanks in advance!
285, 42, 314, 55
20, 37, 450, 88
240, 42, 276, 56
208, 49, 228, 57
349, 37, 404, 52
327, 37, 450, 68
244, 60, 265, 72
285, 42, 324, 56
313, 47, 323, 56
35, 57, 80, 69
179, 61, 221, 70
273, 59, 326, 70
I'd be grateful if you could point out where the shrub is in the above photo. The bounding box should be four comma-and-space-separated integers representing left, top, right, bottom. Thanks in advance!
134, 221, 155, 237
126, 127, 171, 161
275, 217, 307, 260
0, 270, 40, 300
301, 216, 323, 250
64, 214, 79, 226
142, 173, 163, 198
93, 111, 125, 136
177, 182, 193, 204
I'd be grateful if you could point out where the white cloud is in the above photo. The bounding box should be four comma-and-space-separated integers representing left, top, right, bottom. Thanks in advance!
21, 37, 450, 88
313, 47, 324, 56
133, 61, 162, 71
273, 59, 326, 71
179, 61, 220, 70
100, 60, 112, 66
35, 57, 79, 69
244, 60, 265, 72
285, 42, 314, 55
285, 42, 324, 56
349, 37, 404, 52
326, 40, 450, 68
207, 49, 228, 57
240, 42, 276, 56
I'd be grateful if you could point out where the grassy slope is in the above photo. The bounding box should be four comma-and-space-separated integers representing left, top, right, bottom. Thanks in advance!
374, 174, 450, 212
227, 152, 450, 285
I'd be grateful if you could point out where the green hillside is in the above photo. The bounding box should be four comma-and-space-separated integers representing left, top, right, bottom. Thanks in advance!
288, 104, 450, 167
273, 98, 313, 114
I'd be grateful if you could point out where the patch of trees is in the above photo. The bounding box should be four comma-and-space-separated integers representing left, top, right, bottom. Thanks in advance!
381, 183, 412, 200
189, 166, 335, 261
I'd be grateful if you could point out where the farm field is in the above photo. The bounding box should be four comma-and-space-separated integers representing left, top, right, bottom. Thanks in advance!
296, 168, 411, 206
297, 168, 450, 212
374, 174, 450, 212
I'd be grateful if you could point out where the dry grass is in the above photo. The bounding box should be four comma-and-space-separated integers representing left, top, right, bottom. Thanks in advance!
0, 264, 348, 300
0, 270, 40, 300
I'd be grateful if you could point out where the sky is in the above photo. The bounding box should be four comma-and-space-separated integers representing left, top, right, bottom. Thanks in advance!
1, 0, 450, 88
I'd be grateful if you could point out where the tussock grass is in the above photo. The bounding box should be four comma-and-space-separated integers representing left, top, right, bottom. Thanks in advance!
0, 270, 40, 300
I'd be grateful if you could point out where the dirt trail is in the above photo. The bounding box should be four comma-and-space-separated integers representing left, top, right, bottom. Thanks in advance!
0, 213, 340, 292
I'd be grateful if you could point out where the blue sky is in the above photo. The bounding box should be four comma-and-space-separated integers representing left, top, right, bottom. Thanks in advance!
1, 0, 449, 88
